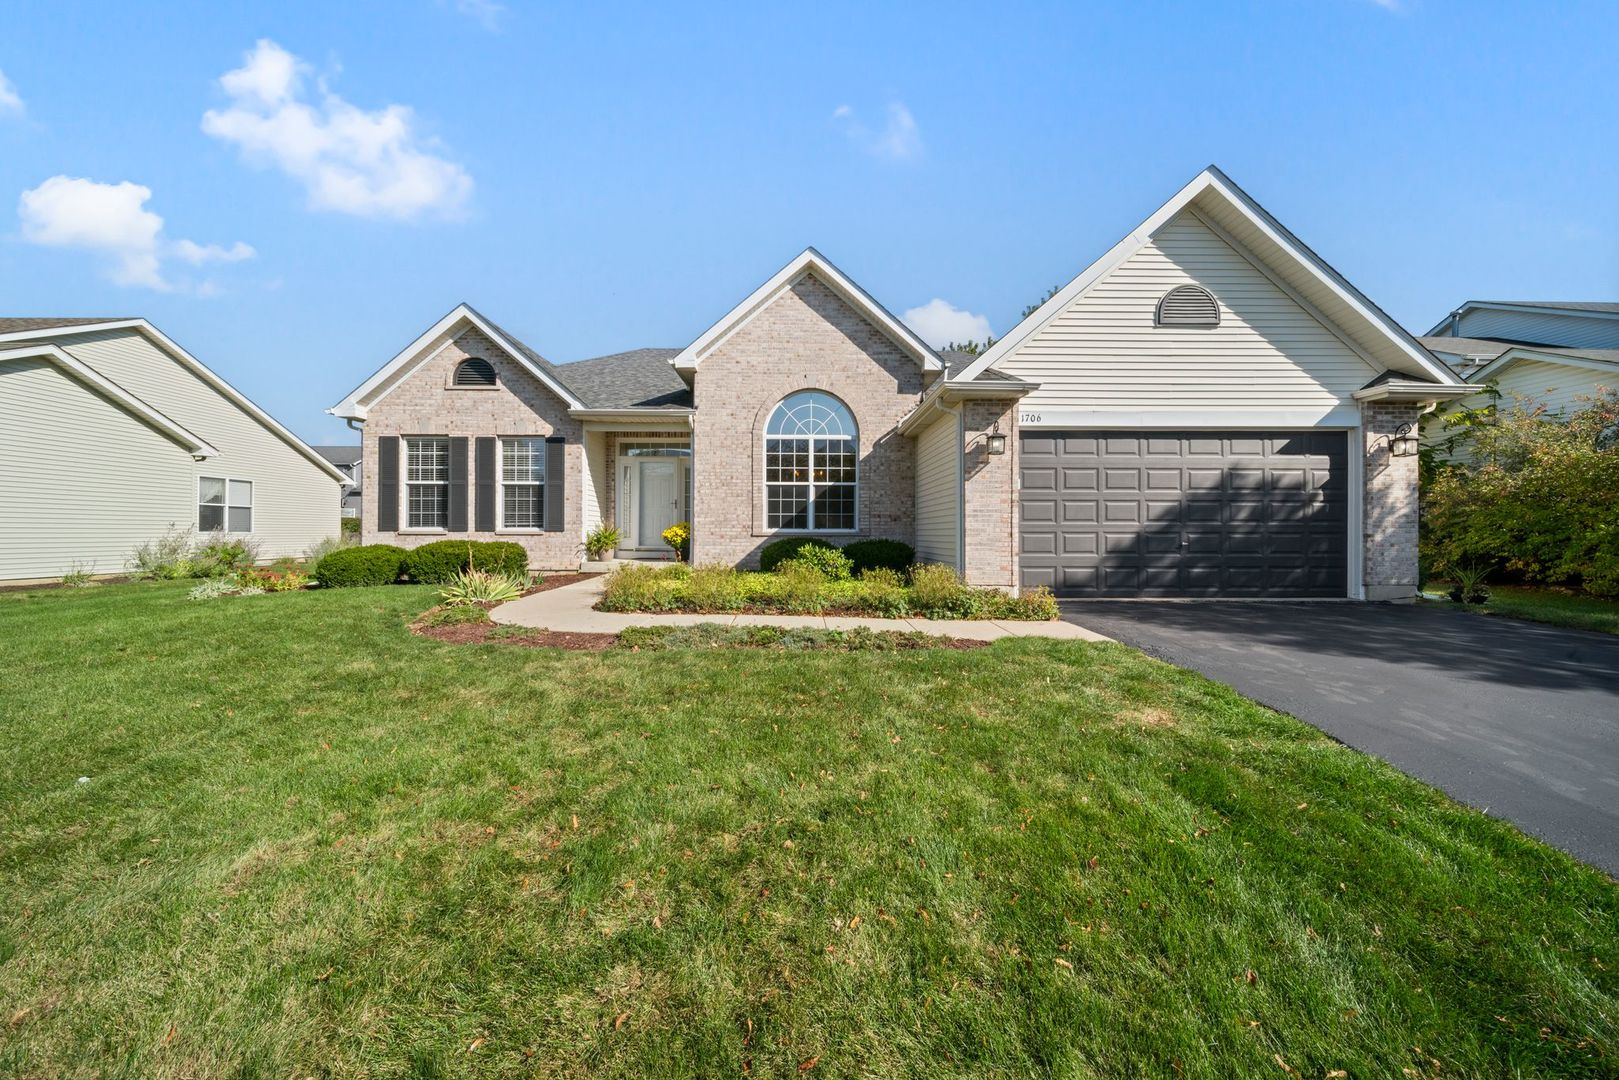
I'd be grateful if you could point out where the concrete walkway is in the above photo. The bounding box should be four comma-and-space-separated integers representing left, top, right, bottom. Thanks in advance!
492, 577, 1109, 643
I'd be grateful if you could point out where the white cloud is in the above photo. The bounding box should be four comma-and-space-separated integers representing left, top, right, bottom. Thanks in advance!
902, 298, 992, 349
173, 238, 257, 265
202, 39, 473, 221
834, 102, 923, 162
18, 175, 254, 291
0, 68, 23, 116
450, 0, 506, 31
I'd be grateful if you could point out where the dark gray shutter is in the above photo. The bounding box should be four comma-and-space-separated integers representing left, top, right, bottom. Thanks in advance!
544, 436, 565, 532
474, 437, 496, 532
447, 437, 469, 532
376, 436, 399, 532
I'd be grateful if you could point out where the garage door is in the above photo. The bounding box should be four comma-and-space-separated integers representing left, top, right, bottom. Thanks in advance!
1019, 431, 1348, 598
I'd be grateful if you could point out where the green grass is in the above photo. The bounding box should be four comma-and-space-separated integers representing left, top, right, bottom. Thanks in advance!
1424, 583, 1619, 635
1, 583, 1615, 1077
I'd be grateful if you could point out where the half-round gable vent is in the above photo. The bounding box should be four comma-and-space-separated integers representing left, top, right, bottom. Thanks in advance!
1154, 285, 1220, 328
453, 358, 497, 386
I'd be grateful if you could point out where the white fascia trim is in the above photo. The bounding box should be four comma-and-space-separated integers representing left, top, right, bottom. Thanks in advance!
1428, 301, 1619, 333
669, 247, 944, 374
898, 379, 1037, 437
569, 408, 694, 424
0, 343, 219, 457
1017, 405, 1365, 429
1351, 381, 1484, 403
0, 321, 346, 481
329, 303, 585, 420
955, 166, 1461, 387
1470, 347, 1619, 383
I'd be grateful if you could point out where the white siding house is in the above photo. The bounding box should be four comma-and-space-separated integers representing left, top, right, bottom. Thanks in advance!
0, 318, 347, 582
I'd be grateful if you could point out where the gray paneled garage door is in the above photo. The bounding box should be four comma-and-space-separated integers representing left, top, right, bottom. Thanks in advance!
1019, 431, 1348, 597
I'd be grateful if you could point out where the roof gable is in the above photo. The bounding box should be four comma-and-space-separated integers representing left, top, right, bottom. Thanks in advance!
328, 303, 585, 418
670, 248, 943, 376
0, 342, 218, 457
1472, 345, 1619, 383
955, 166, 1460, 386
0, 319, 346, 483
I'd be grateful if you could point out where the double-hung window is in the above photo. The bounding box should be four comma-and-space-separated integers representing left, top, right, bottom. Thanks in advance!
764, 391, 857, 531
501, 437, 545, 529
405, 437, 450, 529
199, 477, 253, 533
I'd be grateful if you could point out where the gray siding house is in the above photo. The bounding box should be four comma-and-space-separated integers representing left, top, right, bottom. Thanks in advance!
331, 167, 1477, 600
0, 318, 348, 582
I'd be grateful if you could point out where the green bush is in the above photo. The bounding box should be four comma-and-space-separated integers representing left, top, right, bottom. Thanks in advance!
128, 526, 198, 579
684, 565, 745, 611
439, 568, 528, 607
598, 564, 685, 611
772, 562, 829, 613
1423, 389, 1619, 598
758, 537, 839, 573
193, 538, 261, 577
340, 516, 361, 537
841, 539, 914, 576
780, 545, 853, 581
907, 563, 984, 618
402, 540, 529, 584
313, 544, 406, 588
983, 586, 1058, 621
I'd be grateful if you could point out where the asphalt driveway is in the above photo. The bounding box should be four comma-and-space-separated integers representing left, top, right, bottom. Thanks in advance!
1064, 601, 1619, 875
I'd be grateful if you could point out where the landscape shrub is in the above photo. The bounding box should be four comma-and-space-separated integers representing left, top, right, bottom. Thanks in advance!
683, 565, 745, 611
771, 562, 829, 613
439, 568, 527, 607
313, 544, 406, 588
402, 540, 529, 584
340, 516, 361, 537
237, 567, 310, 592
187, 577, 263, 601
758, 537, 839, 573
781, 545, 853, 581
983, 585, 1058, 621
841, 539, 914, 576
128, 526, 199, 579
60, 562, 97, 589
1423, 389, 1619, 597
906, 563, 985, 618
193, 538, 261, 578
304, 534, 355, 573
599, 564, 683, 611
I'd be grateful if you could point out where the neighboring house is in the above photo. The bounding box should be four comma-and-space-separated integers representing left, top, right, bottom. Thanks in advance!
1420, 302, 1619, 445
0, 317, 347, 582
329, 167, 1475, 600
313, 445, 364, 519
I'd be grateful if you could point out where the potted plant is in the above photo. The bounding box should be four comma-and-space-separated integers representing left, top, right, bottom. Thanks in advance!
1446, 562, 1491, 605
584, 524, 621, 561
661, 521, 690, 562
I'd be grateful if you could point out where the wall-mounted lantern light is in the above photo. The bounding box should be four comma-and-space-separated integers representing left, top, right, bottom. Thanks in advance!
984, 421, 1008, 456
1390, 422, 1418, 457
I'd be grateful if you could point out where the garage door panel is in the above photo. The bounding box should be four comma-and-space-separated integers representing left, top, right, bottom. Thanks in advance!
1019, 429, 1348, 598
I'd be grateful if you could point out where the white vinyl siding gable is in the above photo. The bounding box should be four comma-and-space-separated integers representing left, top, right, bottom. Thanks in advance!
997, 212, 1379, 411
44, 328, 340, 560
1454, 309, 1619, 351
913, 410, 961, 569
0, 356, 195, 580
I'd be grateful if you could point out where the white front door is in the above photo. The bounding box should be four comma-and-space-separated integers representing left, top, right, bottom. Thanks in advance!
632, 458, 682, 549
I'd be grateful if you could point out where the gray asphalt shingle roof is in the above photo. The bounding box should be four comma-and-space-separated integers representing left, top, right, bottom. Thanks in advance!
0, 317, 130, 335
1421, 335, 1619, 366
311, 445, 363, 467
555, 348, 692, 409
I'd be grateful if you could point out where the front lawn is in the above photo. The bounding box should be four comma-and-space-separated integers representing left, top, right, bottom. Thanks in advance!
1, 583, 1615, 1076
1423, 583, 1619, 636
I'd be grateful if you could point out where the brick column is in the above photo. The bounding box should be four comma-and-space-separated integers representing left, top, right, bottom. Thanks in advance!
961, 399, 1019, 591
1361, 401, 1423, 601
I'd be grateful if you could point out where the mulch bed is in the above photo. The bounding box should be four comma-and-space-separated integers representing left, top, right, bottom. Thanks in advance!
521, 572, 600, 597
414, 621, 619, 650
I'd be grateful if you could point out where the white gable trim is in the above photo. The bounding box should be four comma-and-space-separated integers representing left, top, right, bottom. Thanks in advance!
1471, 346, 1619, 384
329, 303, 585, 419
955, 167, 1460, 387
669, 247, 943, 374
0, 343, 219, 458
0, 320, 344, 482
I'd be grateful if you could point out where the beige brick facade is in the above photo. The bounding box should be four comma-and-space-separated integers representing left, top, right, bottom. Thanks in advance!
1361, 400, 1423, 601
960, 399, 1021, 589
689, 272, 927, 568
361, 328, 584, 570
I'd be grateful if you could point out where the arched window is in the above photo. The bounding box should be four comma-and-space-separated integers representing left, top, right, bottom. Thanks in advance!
453, 358, 497, 386
1154, 285, 1220, 328
764, 391, 857, 531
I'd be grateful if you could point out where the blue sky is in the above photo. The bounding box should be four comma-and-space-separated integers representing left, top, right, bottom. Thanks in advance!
2, 1, 1615, 444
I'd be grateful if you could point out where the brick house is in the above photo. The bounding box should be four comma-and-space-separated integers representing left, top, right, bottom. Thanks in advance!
329, 168, 1476, 599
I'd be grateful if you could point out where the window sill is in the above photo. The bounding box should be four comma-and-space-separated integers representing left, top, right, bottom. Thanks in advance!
399, 528, 448, 535
496, 528, 545, 535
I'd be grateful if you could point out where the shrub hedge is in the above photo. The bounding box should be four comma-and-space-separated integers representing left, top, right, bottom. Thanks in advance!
313, 544, 407, 588
402, 540, 530, 584
758, 537, 840, 573
841, 539, 915, 575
